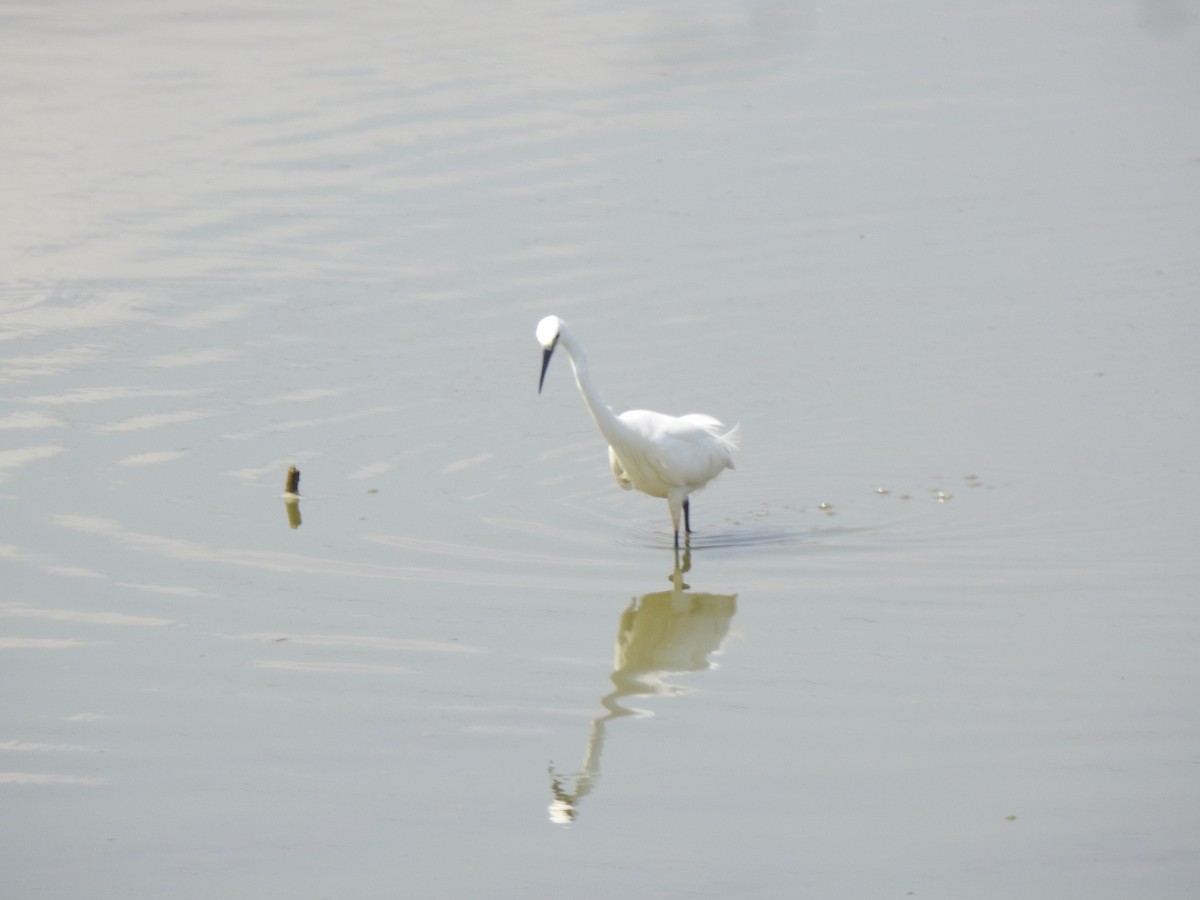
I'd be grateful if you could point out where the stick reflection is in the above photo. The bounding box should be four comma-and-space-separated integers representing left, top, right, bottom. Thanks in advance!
282, 466, 301, 529
548, 550, 737, 824
283, 496, 302, 529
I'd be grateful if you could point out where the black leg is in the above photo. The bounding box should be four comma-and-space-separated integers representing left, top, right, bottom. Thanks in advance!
683, 498, 692, 535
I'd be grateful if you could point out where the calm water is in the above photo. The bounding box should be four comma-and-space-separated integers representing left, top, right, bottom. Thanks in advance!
3, 1, 1198, 897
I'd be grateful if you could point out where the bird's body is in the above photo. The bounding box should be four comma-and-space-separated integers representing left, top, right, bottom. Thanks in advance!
536, 315, 738, 547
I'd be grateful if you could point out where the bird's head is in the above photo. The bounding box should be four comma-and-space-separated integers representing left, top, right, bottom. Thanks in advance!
536, 315, 563, 394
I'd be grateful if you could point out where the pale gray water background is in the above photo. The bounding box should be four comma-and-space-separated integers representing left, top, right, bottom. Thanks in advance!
2, 1, 1199, 897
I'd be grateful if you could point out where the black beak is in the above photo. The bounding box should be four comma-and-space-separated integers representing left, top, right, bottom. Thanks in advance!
538, 338, 557, 394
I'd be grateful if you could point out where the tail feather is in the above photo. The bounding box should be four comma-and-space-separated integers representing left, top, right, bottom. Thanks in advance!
718, 421, 741, 452
680, 414, 740, 469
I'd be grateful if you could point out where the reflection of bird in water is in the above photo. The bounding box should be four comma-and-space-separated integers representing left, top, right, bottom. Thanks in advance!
535, 315, 739, 549
549, 553, 737, 825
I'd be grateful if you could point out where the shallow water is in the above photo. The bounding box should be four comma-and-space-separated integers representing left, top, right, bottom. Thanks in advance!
3, 1, 1199, 897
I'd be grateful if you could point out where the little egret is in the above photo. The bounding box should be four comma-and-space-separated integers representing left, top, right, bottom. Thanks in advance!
536, 315, 739, 548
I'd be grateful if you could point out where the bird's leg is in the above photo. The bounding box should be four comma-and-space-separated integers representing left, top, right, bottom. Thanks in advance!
669, 546, 691, 588
683, 498, 692, 536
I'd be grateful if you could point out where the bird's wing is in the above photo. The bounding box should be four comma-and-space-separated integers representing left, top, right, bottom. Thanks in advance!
676, 413, 724, 431
618, 409, 738, 490
673, 415, 740, 472
678, 414, 740, 456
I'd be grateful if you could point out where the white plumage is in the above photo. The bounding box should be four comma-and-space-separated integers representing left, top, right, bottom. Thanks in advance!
536, 315, 739, 547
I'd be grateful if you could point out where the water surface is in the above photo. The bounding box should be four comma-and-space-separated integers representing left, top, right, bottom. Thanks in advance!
2, 1, 1198, 897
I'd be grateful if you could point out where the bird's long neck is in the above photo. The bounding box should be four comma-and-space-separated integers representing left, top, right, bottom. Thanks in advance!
559, 332, 627, 446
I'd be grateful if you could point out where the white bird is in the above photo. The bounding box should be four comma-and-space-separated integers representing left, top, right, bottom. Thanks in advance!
536, 315, 739, 548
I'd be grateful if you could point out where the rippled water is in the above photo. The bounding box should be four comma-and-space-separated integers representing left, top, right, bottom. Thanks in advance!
3, 1, 1199, 897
